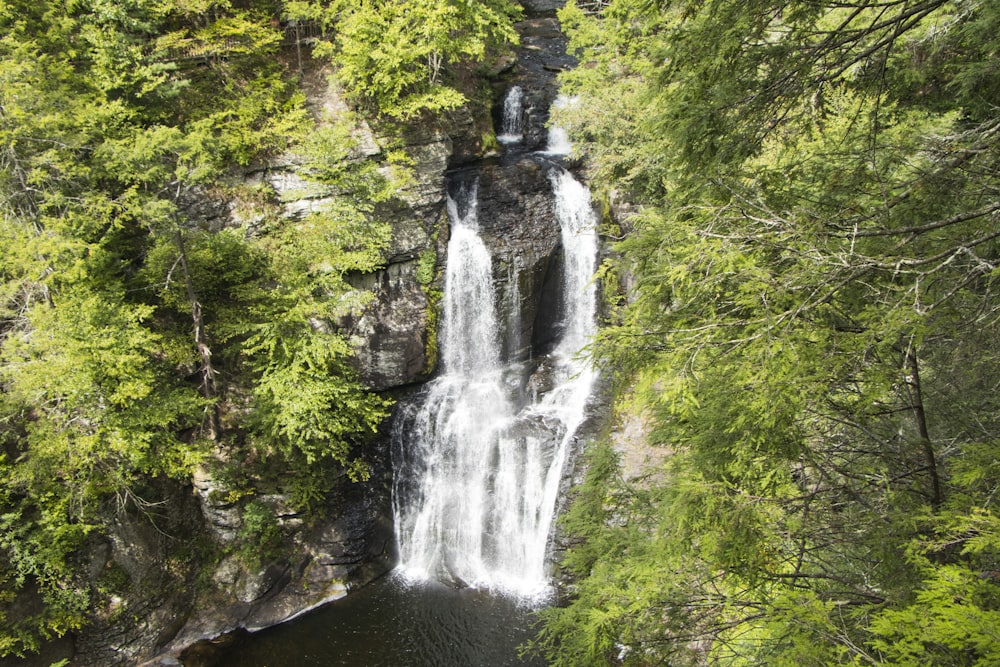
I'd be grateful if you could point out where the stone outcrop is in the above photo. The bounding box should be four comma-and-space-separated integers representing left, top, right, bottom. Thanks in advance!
339, 121, 461, 391
68, 481, 205, 667
345, 259, 434, 391
161, 458, 396, 664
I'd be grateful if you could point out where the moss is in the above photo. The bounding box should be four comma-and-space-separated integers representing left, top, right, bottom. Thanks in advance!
481, 129, 501, 153
416, 248, 437, 286
592, 187, 617, 233
421, 288, 442, 377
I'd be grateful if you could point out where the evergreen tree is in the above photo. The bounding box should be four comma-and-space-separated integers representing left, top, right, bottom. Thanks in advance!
0, 0, 409, 655
537, 0, 1000, 664
285, 0, 522, 118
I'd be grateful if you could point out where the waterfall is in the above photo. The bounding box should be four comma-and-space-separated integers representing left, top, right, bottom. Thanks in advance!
543, 96, 577, 156
549, 168, 598, 360
497, 86, 524, 145
393, 164, 599, 599
520, 168, 599, 572
440, 183, 501, 376
392, 180, 513, 590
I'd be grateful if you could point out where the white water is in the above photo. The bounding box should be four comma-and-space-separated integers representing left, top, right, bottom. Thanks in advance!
393, 166, 599, 599
542, 95, 578, 156
545, 127, 572, 156
497, 86, 525, 145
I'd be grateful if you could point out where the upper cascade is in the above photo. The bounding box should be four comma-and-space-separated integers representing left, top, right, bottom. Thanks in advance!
497, 85, 525, 145
542, 96, 577, 156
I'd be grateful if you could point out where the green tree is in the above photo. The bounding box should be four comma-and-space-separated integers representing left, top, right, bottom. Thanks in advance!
287, 0, 521, 118
1, 0, 396, 655
538, 0, 1000, 664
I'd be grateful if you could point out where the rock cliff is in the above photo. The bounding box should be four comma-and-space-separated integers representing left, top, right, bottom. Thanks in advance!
34, 9, 597, 666
154, 75, 475, 665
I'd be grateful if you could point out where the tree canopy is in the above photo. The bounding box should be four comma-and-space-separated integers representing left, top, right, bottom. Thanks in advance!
0, 0, 521, 656
536, 0, 1000, 664
286, 0, 521, 118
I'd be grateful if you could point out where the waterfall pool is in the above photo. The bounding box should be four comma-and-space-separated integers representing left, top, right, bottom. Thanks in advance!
208, 573, 547, 666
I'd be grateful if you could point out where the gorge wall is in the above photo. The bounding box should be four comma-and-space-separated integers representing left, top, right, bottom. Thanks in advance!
0, 3, 600, 665
35, 11, 589, 667
145, 84, 478, 665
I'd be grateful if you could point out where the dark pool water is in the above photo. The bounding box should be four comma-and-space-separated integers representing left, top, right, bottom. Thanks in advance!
210, 574, 549, 667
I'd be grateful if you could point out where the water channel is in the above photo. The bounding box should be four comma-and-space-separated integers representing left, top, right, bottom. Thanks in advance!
211, 17, 589, 666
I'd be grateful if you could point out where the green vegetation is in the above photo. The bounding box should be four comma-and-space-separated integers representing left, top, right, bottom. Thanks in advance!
285, 0, 521, 118
535, 0, 1000, 665
416, 248, 438, 287
0, 0, 518, 658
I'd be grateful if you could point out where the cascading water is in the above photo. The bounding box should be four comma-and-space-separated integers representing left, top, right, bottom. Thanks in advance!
392, 181, 516, 590
543, 96, 577, 156
392, 152, 599, 600
496, 85, 525, 145
505, 256, 524, 362
549, 168, 598, 358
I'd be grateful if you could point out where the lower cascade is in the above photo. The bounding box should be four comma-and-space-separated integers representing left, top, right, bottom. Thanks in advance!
392, 159, 599, 598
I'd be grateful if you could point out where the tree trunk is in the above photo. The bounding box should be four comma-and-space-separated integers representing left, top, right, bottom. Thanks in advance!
175, 228, 221, 439
903, 343, 942, 508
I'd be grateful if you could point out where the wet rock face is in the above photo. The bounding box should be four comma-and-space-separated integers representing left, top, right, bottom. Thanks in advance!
346, 258, 432, 392
335, 122, 461, 391
520, 0, 569, 13
450, 155, 567, 364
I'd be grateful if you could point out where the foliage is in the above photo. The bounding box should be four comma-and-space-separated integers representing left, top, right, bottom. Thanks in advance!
868, 450, 1000, 666
285, 0, 522, 119
0, 0, 396, 655
416, 248, 438, 286
237, 499, 284, 565
538, 0, 1000, 665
